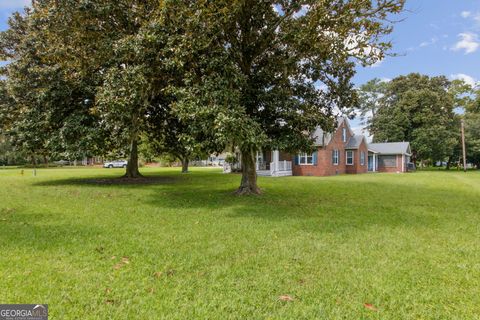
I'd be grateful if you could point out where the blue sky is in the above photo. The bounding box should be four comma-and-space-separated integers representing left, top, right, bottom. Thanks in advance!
355, 0, 480, 87
1, 0, 479, 133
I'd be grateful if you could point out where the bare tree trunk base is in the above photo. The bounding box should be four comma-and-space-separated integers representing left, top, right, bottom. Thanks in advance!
234, 185, 262, 195
123, 137, 142, 178
235, 148, 261, 195
122, 171, 143, 179
181, 158, 189, 173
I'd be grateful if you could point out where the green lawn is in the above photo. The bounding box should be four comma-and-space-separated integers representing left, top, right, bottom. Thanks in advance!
1, 167, 479, 319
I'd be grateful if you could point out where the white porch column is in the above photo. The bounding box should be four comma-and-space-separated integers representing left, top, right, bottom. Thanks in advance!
373, 154, 376, 172
273, 150, 279, 172
256, 152, 259, 171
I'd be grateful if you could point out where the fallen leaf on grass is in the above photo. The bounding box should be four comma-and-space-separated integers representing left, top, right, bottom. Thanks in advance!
279, 295, 294, 302
147, 287, 155, 294
105, 299, 115, 305
166, 269, 175, 276
105, 288, 112, 294
364, 303, 378, 311
112, 256, 131, 270
113, 263, 123, 270
153, 271, 163, 278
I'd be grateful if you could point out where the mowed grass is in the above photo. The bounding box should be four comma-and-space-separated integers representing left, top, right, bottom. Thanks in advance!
1, 167, 480, 319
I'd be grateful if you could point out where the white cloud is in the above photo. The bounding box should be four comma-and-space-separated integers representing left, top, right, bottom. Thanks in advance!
419, 37, 438, 48
451, 32, 479, 54
0, 0, 30, 9
450, 73, 477, 87
460, 10, 480, 24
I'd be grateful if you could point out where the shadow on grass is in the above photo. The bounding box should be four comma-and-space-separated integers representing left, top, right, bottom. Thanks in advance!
29, 171, 480, 236
0, 211, 103, 251
32, 175, 180, 187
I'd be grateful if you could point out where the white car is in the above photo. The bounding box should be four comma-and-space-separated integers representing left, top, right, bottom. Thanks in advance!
103, 160, 128, 168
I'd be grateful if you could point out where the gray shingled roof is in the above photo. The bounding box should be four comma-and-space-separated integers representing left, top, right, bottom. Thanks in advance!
345, 135, 364, 149
312, 127, 325, 146
312, 116, 351, 146
368, 142, 411, 155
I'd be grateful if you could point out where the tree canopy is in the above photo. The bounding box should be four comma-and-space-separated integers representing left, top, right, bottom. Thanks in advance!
171, 0, 405, 193
0, 0, 406, 193
367, 73, 463, 165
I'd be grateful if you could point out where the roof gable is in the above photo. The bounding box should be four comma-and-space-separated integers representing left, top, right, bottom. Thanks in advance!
345, 135, 365, 149
313, 116, 354, 146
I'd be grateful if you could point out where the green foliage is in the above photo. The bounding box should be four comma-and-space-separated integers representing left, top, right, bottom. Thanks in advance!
369, 73, 462, 163
355, 78, 388, 128
173, 0, 405, 154
96, 65, 149, 152
464, 99, 480, 167
225, 152, 238, 165
0, 0, 405, 188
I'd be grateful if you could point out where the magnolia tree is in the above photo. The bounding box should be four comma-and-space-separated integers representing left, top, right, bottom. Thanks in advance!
173, 0, 405, 194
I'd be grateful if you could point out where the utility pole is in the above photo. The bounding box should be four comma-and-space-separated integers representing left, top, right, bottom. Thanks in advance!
461, 119, 467, 173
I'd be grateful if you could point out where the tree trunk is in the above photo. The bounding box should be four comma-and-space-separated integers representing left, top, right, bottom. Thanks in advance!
181, 157, 189, 173
235, 148, 261, 195
43, 154, 49, 167
124, 137, 142, 178
474, 160, 480, 170
446, 157, 452, 170
31, 153, 37, 176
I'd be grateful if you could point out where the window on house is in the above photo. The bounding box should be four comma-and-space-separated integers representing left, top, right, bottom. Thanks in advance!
360, 151, 365, 166
346, 150, 354, 165
342, 127, 347, 142
298, 152, 313, 165
379, 155, 397, 167
332, 149, 339, 165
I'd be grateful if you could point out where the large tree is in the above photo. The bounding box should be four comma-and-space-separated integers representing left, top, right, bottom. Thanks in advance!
355, 78, 388, 129
370, 74, 461, 165
0, 1, 168, 177
173, 0, 405, 194
463, 88, 480, 168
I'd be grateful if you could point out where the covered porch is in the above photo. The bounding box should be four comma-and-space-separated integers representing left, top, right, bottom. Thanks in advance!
368, 151, 378, 172
256, 150, 293, 177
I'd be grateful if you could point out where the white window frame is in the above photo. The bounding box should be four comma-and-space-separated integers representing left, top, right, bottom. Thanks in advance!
379, 155, 397, 168
298, 152, 314, 165
360, 151, 365, 166
332, 149, 339, 165
346, 150, 354, 165
342, 127, 347, 142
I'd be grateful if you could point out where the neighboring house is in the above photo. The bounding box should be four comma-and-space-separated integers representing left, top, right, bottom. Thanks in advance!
368, 142, 412, 173
249, 117, 411, 177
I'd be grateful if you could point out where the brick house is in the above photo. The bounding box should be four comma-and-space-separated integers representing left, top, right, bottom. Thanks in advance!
252, 117, 411, 177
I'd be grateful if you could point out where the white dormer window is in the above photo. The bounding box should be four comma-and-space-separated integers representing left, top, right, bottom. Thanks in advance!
342, 127, 347, 142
